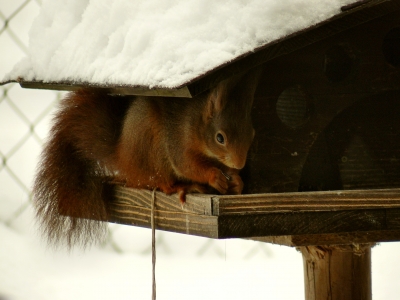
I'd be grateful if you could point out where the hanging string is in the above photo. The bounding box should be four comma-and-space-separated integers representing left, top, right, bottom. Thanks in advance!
151, 189, 157, 300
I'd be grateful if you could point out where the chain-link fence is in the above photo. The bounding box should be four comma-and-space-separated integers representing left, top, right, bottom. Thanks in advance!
1, 0, 62, 236
0, 0, 272, 259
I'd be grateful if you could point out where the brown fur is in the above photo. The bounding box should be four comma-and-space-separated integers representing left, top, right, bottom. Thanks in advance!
33, 68, 262, 248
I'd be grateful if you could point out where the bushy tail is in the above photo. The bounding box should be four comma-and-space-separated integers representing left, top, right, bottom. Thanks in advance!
33, 89, 129, 248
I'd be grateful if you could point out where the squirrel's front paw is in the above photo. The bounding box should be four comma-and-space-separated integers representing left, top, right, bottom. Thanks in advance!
208, 168, 229, 194
226, 172, 244, 195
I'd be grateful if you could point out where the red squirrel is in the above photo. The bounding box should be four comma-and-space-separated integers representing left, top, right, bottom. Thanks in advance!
33, 68, 262, 247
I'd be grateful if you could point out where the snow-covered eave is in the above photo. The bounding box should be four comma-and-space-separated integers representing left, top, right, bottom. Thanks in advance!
12, 79, 194, 98
1, 0, 393, 98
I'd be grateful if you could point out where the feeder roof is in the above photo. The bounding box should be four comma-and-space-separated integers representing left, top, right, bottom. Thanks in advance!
2, 0, 377, 96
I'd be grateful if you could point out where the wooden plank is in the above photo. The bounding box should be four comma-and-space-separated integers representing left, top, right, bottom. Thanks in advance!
16, 80, 193, 98
108, 205, 218, 238
212, 189, 400, 215
108, 187, 217, 238
216, 208, 400, 238
246, 6, 400, 194
109, 187, 400, 241
251, 230, 400, 246
113, 186, 213, 215
341, 0, 376, 11
108, 191, 209, 238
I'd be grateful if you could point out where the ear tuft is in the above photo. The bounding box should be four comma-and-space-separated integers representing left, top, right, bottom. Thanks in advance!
206, 80, 229, 117
203, 66, 263, 121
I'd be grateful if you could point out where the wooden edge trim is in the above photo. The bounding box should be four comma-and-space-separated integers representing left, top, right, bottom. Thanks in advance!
108, 204, 218, 238
113, 186, 213, 215
212, 189, 400, 215
248, 230, 400, 247
14, 80, 193, 98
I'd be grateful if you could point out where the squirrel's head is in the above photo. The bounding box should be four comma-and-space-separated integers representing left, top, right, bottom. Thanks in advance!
202, 68, 261, 170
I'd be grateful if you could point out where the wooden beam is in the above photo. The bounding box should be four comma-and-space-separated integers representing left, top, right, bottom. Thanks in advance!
300, 244, 372, 300
108, 187, 218, 238
112, 187, 213, 215
108, 187, 400, 243
17, 80, 193, 98
216, 208, 400, 238
251, 230, 400, 246
212, 189, 400, 215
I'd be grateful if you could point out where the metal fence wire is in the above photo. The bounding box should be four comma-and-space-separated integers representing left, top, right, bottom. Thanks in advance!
0, 0, 271, 258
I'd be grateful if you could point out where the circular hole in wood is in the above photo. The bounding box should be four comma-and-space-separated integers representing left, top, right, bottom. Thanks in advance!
324, 45, 354, 82
382, 27, 400, 67
276, 85, 312, 129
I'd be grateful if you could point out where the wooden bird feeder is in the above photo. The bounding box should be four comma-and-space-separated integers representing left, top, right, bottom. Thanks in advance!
5, 0, 400, 299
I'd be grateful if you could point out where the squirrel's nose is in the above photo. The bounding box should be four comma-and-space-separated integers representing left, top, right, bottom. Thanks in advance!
227, 154, 246, 170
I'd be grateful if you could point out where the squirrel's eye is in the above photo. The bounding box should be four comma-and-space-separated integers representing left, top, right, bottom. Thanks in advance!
216, 133, 225, 144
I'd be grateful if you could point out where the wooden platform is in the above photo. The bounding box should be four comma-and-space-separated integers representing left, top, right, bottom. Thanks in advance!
109, 187, 400, 246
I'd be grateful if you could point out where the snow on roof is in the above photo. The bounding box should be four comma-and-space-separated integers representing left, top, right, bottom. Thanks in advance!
4, 0, 358, 89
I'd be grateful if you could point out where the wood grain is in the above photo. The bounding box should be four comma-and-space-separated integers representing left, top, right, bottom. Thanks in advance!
212, 189, 400, 215
108, 204, 218, 238
113, 186, 213, 215
216, 209, 400, 238
251, 230, 400, 246
300, 245, 372, 300
107, 187, 217, 238
108, 187, 400, 244
15, 81, 193, 98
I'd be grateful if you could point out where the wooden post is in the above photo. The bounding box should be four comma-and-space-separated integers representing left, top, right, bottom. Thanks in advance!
299, 244, 373, 300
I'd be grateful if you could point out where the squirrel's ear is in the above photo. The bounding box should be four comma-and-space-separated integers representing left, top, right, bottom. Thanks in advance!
204, 80, 229, 120
204, 66, 263, 120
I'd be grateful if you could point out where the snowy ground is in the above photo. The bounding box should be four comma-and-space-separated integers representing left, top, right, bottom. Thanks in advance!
2, 0, 400, 299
